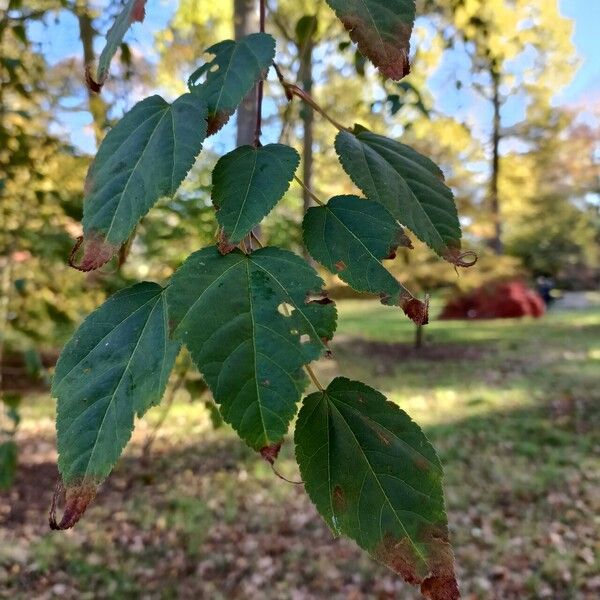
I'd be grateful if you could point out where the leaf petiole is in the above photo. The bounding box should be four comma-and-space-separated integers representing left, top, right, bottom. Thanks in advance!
294, 175, 325, 206
273, 62, 350, 133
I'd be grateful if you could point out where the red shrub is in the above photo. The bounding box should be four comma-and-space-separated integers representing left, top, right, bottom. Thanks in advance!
440, 280, 545, 320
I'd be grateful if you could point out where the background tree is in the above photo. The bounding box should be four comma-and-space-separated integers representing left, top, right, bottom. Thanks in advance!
422, 0, 577, 254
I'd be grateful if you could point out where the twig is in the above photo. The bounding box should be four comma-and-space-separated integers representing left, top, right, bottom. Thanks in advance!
273, 62, 351, 133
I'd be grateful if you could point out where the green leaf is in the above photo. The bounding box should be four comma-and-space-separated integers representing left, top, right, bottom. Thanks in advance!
295, 377, 458, 600
303, 195, 428, 324
94, 0, 147, 89
75, 94, 207, 271
295, 15, 319, 45
0, 441, 17, 490
167, 247, 337, 450
213, 144, 300, 244
325, 0, 415, 80
52, 282, 180, 528
188, 33, 276, 135
335, 127, 464, 264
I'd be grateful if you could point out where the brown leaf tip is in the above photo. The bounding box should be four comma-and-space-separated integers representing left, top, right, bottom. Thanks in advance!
207, 110, 234, 136
131, 0, 147, 23
421, 574, 461, 600
69, 234, 118, 272
339, 16, 413, 80
85, 65, 103, 93
402, 296, 430, 326
49, 481, 97, 530
374, 531, 459, 600
217, 230, 237, 255
260, 442, 282, 465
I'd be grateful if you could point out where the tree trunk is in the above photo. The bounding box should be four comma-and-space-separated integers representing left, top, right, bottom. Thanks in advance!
414, 323, 424, 351
299, 35, 315, 259
233, 0, 260, 244
489, 70, 503, 255
234, 0, 259, 147
75, 3, 108, 147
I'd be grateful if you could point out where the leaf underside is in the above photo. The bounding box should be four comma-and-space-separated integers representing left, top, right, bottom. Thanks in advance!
167, 246, 337, 450
188, 33, 276, 135
213, 144, 300, 244
53, 282, 180, 510
335, 128, 463, 263
295, 377, 459, 600
325, 0, 416, 80
93, 0, 147, 89
303, 195, 428, 324
77, 93, 207, 271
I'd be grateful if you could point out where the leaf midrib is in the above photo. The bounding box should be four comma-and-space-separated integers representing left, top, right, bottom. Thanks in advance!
323, 205, 411, 300
82, 294, 162, 482
104, 105, 173, 242
325, 393, 429, 568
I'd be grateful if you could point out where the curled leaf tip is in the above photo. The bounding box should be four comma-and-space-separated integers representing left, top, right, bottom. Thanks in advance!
69, 234, 117, 272
260, 441, 282, 465
445, 248, 478, 269
49, 481, 96, 530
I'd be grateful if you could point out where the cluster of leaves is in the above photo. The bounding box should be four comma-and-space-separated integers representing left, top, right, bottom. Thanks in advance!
51, 1, 474, 598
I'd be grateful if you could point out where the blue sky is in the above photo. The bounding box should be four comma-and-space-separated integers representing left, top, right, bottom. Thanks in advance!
28, 0, 600, 151
558, 0, 600, 105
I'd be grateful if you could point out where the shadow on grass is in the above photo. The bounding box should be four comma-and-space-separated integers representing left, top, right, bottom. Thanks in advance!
1, 388, 598, 599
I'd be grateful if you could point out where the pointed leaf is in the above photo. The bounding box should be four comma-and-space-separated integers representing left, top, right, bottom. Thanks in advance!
188, 33, 276, 135
325, 0, 416, 80
76, 94, 207, 271
295, 377, 458, 600
167, 247, 337, 450
335, 127, 464, 264
303, 195, 428, 324
92, 0, 147, 90
213, 144, 300, 244
52, 282, 180, 527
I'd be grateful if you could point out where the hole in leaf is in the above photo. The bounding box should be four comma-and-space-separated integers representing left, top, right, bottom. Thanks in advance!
209, 64, 220, 73
300, 334, 310, 344
277, 302, 294, 316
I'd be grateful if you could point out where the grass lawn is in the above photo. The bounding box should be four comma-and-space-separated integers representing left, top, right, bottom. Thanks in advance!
1, 299, 599, 599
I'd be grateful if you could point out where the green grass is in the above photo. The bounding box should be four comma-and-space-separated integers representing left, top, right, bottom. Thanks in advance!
2, 299, 599, 599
